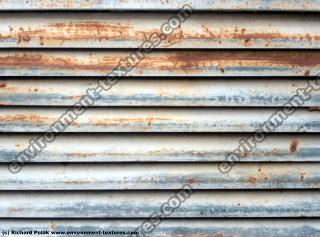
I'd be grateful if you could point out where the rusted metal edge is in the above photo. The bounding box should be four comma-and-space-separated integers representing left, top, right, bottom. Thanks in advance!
0, 163, 319, 190
0, 0, 319, 11
1, 134, 317, 162
0, 13, 320, 49
0, 79, 319, 107
0, 191, 319, 218
1, 219, 320, 237
0, 51, 319, 77
0, 108, 318, 133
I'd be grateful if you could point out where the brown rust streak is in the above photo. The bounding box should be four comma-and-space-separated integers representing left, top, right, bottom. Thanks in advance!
3, 22, 320, 47
166, 26, 320, 46
0, 51, 319, 73
0, 53, 117, 71
300, 172, 307, 182
290, 139, 299, 153
90, 117, 172, 126
185, 178, 196, 184
0, 114, 53, 124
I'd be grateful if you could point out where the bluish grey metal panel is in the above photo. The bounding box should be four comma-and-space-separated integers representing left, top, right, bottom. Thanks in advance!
0, 163, 318, 190
0, 191, 319, 218
1, 79, 319, 107
1, 134, 318, 162
0, 108, 319, 133
0, 1, 319, 234
1, 220, 320, 237
0, 0, 319, 11
0, 51, 319, 77
0, 14, 319, 49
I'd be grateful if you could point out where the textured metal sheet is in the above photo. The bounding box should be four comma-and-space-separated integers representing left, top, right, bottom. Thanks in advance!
0, 0, 319, 11
1, 134, 318, 162
0, 163, 319, 190
1, 13, 320, 49
1, 191, 319, 218
1, 79, 319, 107
0, 108, 319, 133
0, 51, 319, 77
1, 220, 320, 237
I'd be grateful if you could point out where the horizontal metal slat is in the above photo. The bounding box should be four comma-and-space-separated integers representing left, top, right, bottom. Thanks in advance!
1, 79, 319, 107
0, 108, 318, 133
1, 220, 320, 237
0, 51, 319, 77
0, 14, 320, 49
1, 191, 319, 218
0, 0, 319, 11
1, 163, 319, 190
1, 134, 318, 162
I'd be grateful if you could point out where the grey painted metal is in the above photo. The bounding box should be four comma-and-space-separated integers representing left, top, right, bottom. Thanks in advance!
1, 134, 318, 162
0, 191, 319, 218
0, 0, 319, 11
1, 79, 319, 107
0, 163, 319, 190
1, 220, 320, 237
0, 108, 318, 133
0, 1, 319, 233
0, 51, 318, 77
1, 13, 320, 49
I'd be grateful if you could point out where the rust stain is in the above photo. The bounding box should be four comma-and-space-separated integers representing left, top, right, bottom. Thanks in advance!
90, 117, 172, 126
0, 114, 53, 124
290, 139, 299, 153
49, 222, 57, 230
1, 21, 320, 48
300, 172, 307, 182
304, 70, 310, 76
185, 178, 196, 184
0, 51, 319, 73
0, 83, 6, 88
247, 176, 257, 184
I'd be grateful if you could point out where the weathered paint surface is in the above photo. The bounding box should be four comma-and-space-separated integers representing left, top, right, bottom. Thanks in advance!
0, 0, 319, 11
0, 163, 319, 190
0, 0, 319, 232
1, 220, 320, 237
0, 51, 319, 76
0, 134, 318, 162
0, 79, 319, 106
1, 14, 320, 48
1, 191, 319, 218
0, 108, 319, 132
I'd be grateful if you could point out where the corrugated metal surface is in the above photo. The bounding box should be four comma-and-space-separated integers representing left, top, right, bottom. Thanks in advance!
0, 0, 320, 11
0, 2, 320, 237
0, 14, 320, 49
0, 50, 319, 76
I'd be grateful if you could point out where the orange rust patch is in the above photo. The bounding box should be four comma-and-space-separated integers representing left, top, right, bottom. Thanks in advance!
247, 176, 257, 184
300, 172, 307, 182
49, 222, 57, 229
304, 70, 310, 76
0, 114, 53, 124
0, 51, 319, 74
185, 178, 196, 184
90, 117, 171, 126
0, 83, 6, 88
290, 139, 299, 153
